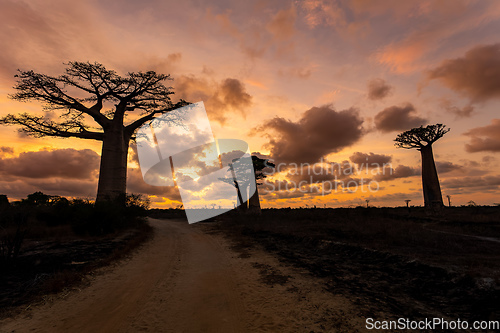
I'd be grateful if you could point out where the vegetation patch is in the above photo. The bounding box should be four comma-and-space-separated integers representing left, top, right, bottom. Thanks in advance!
0, 192, 153, 319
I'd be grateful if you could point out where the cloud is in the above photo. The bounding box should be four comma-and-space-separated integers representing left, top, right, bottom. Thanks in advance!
255, 105, 364, 164
464, 119, 500, 152
0, 148, 99, 179
174, 75, 252, 124
284, 161, 352, 183
214, 78, 252, 115
375, 164, 420, 181
373, 1, 496, 74
205, 5, 298, 60
442, 175, 500, 189
0, 146, 14, 155
349, 152, 392, 167
377, 31, 436, 74
427, 44, 500, 102
137, 53, 182, 74
0, 178, 98, 200
435, 161, 463, 174
374, 103, 427, 133
266, 6, 296, 40
440, 99, 475, 118
367, 79, 393, 100
0, 0, 123, 85
126, 167, 181, 200
482, 155, 496, 164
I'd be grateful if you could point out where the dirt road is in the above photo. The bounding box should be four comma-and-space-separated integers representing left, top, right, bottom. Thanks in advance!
0, 218, 363, 332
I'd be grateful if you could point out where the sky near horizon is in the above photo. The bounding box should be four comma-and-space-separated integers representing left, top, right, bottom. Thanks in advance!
1, 0, 500, 208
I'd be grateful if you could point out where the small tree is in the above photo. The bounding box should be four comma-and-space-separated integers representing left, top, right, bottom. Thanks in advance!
395, 124, 450, 208
0, 62, 188, 204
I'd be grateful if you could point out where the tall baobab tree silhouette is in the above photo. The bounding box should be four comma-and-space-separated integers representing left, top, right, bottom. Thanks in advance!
220, 155, 275, 213
395, 124, 450, 208
0, 62, 188, 204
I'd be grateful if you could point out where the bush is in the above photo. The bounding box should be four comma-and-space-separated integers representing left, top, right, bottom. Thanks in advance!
71, 194, 150, 236
1, 192, 152, 257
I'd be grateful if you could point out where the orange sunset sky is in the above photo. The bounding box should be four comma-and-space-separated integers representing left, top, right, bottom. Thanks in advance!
1, 0, 500, 208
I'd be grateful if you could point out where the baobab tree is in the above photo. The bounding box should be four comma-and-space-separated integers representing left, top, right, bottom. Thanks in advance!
248, 156, 275, 212
0, 62, 188, 204
220, 155, 275, 213
395, 124, 450, 208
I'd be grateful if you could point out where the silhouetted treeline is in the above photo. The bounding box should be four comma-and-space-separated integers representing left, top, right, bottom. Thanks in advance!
0, 192, 150, 263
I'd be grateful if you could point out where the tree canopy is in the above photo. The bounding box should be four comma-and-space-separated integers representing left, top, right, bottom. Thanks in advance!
0, 61, 190, 203
394, 124, 450, 150
1, 61, 188, 140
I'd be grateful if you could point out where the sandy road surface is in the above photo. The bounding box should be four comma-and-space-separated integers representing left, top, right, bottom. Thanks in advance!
0, 219, 363, 332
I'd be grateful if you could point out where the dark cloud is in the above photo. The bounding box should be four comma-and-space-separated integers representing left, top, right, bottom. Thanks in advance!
435, 161, 463, 174
0, 148, 101, 199
126, 167, 182, 200
0, 178, 97, 200
285, 164, 345, 183
215, 78, 252, 115
442, 175, 500, 189
482, 155, 496, 164
367, 78, 393, 100
255, 105, 364, 165
374, 103, 427, 132
0, 148, 99, 179
174, 75, 252, 124
349, 152, 392, 167
0, 146, 14, 155
427, 43, 500, 102
464, 119, 500, 152
374, 164, 420, 181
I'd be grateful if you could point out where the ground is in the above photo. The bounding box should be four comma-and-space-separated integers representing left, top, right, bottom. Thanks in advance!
0, 218, 366, 333
1, 207, 499, 332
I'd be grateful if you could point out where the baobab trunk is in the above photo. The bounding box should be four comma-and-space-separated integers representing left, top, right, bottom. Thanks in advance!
248, 181, 262, 214
96, 128, 130, 204
420, 145, 444, 208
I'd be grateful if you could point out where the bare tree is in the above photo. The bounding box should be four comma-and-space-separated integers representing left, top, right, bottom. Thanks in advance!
395, 124, 450, 208
0, 62, 188, 204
